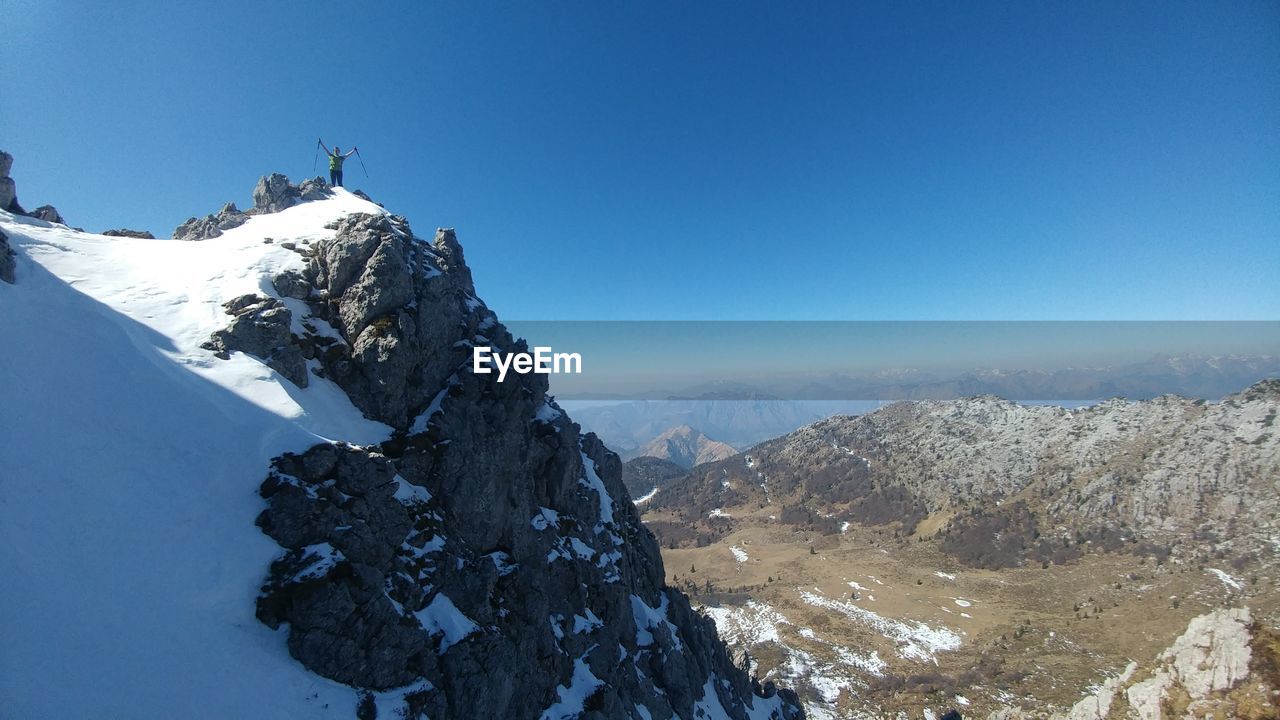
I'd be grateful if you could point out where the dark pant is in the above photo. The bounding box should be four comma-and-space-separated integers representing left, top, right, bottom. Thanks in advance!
330, 170, 343, 187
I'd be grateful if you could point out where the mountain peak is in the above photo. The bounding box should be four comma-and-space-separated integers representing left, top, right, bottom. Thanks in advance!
0, 173, 802, 719
640, 424, 738, 469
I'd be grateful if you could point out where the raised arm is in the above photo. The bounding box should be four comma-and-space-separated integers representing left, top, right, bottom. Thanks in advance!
344, 147, 358, 158
318, 139, 332, 156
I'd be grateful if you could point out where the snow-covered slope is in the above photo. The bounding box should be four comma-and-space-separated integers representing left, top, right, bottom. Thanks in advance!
0, 193, 394, 718
0, 183, 804, 720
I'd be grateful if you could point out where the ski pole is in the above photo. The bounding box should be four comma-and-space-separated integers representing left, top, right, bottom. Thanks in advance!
355, 148, 369, 178
313, 138, 321, 173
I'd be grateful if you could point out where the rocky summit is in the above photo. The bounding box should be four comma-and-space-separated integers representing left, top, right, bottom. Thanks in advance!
0, 172, 803, 720
236, 184, 803, 718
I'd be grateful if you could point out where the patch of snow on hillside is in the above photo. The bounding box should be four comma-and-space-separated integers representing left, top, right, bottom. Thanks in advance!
572, 609, 603, 634
800, 591, 961, 663
631, 593, 684, 651
539, 652, 603, 720
703, 600, 789, 645
393, 475, 433, 503
730, 546, 749, 563
409, 384, 451, 433
531, 506, 560, 531
778, 645, 854, 705
578, 449, 614, 525
934, 571, 956, 581
534, 400, 563, 423
1207, 568, 1243, 590
633, 487, 659, 504
415, 593, 479, 652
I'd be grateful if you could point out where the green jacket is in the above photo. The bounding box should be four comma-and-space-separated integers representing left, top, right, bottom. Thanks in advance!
328, 154, 346, 171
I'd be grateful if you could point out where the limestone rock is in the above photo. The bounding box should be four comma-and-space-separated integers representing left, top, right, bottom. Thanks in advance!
1065, 661, 1137, 720
30, 205, 63, 224
0, 150, 14, 212
252, 172, 301, 214
0, 176, 14, 214
174, 202, 248, 241
1161, 607, 1252, 698
101, 228, 156, 239
298, 176, 332, 201
249, 191, 804, 718
299, 213, 468, 429
201, 294, 308, 388
271, 269, 310, 300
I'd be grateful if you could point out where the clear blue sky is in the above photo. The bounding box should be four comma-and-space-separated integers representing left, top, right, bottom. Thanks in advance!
3, 1, 1277, 321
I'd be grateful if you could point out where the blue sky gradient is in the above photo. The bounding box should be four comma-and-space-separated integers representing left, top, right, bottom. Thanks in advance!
3, 1, 1277, 320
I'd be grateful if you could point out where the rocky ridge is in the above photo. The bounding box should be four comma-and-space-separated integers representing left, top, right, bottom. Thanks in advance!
648, 385, 1280, 567
191, 176, 803, 719
174, 172, 333, 241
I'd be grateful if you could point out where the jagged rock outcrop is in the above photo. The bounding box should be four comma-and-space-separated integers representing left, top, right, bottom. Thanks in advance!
1, 150, 61, 222
201, 294, 309, 388
0, 150, 15, 212
983, 608, 1272, 720
231, 187, 803, 718
102, 228, 155, 239
251, 173, 333, 214
0, 228, 15, 284
295, 215, 473, 430
175, 174, 334, 241
1123, 607, 1253, 719
252, 172, 301, 213
174, 202, 249, 241
30, 205, 63, 224
1063, 661, 1138, 720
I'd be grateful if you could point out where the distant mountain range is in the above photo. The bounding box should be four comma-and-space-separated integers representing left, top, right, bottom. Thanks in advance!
562, 399, 884, 457
771, 354, 1280, 402
564, 353, 1280, 403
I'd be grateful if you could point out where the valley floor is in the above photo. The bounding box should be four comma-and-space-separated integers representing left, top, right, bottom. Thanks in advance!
646, 507, 1280, 719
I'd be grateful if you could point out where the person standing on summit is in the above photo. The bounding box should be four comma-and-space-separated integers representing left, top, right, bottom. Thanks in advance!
319, 140, 357, 187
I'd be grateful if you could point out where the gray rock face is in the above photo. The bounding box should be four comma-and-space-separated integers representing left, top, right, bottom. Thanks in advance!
252, 202, 804, 718
0, 152, 64, 222
298, 215, 470, 430
0, 150, 14, 212
0, 177, 14, 214
101, 228, 155, 239
253, 172, 302, 214
174, 174, 334, 241
173, 202, 249, 241
30, 205, 63, 224
0, 228, 14, 284
298, 176, 332, 201
201, 295, 309, 388
0, 151, 34, 216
